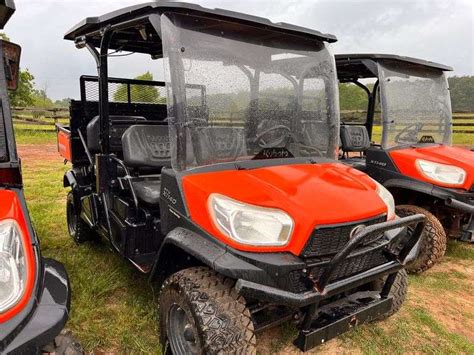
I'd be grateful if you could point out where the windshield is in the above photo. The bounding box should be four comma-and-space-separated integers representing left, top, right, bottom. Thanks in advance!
378, 61, 452, 149
160, 13, 339, 171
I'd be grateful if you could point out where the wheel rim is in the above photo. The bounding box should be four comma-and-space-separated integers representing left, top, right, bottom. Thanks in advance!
167, 304, 199, 355
67, 198, 77, 237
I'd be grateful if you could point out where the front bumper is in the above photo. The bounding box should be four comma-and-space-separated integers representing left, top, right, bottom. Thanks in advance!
236, 214, 425, 307
0, 258, 71, 354
237, 214, 425, 352
445, 197, 474, 242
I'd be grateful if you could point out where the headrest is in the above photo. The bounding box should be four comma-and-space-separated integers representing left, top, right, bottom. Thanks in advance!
122, 125, 171, 169
340, 125, 370, 152
190, 127, 247, 166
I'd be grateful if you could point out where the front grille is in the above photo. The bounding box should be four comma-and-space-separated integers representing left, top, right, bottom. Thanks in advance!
289, 243, 392, 293
287, 216, 392, 294
311, 246, 390, 282
302, 216, 386, 258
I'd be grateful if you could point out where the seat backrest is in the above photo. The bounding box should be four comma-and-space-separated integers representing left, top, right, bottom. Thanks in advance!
340, 125, 370, 153
122, 125, 171, 169
87, 115, 146, 153
190, 127, 247, 166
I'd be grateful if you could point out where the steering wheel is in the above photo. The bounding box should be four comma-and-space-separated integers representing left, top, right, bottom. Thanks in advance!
255, 125, 292, 148
395, 122, 424, 144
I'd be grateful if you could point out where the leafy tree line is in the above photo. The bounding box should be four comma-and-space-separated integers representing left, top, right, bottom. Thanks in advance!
339, 77, 474, 113
0, 32, 69, 108
1, 28, 471, 114
9, 72, 474, 112
8, 69, 72, 108
448, 76, 474, 112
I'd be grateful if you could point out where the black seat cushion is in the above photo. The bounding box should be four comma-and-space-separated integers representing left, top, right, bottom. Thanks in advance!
86, 115, 146, 153
340, 125, 370, 153
191, 127, 247, 166
122, 125, 171, 170
132, 180, 161, 205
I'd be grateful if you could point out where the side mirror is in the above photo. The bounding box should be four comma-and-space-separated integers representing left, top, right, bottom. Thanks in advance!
1, 39, 20, 90
0, 0, 15, 29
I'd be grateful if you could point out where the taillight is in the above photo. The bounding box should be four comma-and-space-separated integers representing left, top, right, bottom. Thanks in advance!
0, 190, 35, 322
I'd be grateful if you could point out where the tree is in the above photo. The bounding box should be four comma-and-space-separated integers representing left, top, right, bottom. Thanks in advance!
54, 98, 72, 108
448, 76, 474, 112
338, 83, 369, 111
9, 69, 35, 107
32, 89, 54, 108
113, 72, 162, 103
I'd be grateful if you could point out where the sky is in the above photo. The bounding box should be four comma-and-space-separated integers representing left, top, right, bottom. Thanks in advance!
3, 0, 473, 100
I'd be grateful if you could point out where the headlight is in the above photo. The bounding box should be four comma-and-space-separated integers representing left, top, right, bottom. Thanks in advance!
372, 180, 396, 221
0, 220, 27, 313
208, 194, 294, 246
416, 160, 466, 186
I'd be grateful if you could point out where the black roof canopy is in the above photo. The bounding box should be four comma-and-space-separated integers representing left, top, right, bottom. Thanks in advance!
336, 53, 453, 82
65, 1, 337, 56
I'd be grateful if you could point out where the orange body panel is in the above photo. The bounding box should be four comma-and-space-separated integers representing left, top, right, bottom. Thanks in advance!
182, 163, 388, 255
389, 145, 474, 190
0, 190, 36, 322
57, 129, 71, 162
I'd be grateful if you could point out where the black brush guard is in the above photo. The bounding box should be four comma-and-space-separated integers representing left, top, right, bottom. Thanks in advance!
236, 214, 425, 351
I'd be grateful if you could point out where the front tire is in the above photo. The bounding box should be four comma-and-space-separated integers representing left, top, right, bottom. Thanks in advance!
159, 267, 256, 354
66, 192, 96, 244
396, 205, 446, 273
372, 269, 408, 320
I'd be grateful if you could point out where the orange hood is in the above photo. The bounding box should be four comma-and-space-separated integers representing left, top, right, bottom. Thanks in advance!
182, 163, 387, 255
390, 145, 474, 190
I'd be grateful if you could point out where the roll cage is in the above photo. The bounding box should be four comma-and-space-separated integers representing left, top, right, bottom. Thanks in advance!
65, 1, 337, 159
335, 53, 453, 148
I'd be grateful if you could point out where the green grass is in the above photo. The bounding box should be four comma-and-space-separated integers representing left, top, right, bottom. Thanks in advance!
20, 157, 161, 352
14, 118, 474, 353
15, 125, 56, 144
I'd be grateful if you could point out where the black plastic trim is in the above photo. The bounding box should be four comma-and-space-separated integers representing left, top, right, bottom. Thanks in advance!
336, 53, 453, 73
1, 259, 70, 354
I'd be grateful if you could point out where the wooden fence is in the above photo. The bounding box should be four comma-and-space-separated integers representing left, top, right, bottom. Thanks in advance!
12, 107, 474, 135
341, 110, 474, 134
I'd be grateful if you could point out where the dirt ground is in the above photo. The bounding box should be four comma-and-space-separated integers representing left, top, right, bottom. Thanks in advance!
18, 143, 59, 162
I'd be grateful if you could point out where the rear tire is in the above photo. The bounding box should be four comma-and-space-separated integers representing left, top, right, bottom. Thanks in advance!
159, 266, 256, 354
66, 192, 96, 244
372, 269, 408, 320
396, 205, 446, 273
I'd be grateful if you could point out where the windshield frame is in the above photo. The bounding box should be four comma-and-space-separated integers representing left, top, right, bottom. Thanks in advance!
157, 11, 340, 172
378, 60, 453, 149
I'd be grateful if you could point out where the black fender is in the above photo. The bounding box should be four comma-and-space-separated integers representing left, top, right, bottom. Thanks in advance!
63, 170, 77, 190
383, 178, 453, 201
1, 258, 70, 354
149, 227, 266, 285
149, 227, 284, 288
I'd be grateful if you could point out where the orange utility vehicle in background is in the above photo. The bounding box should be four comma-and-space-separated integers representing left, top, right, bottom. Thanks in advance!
57, 3, 425, 352
337, 54, 474, 273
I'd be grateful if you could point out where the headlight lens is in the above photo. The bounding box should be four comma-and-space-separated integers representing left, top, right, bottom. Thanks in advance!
416, 160, 466, 185
0, 220, 27, 313
208, 194, 294, 246
372, 180, 396, 221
